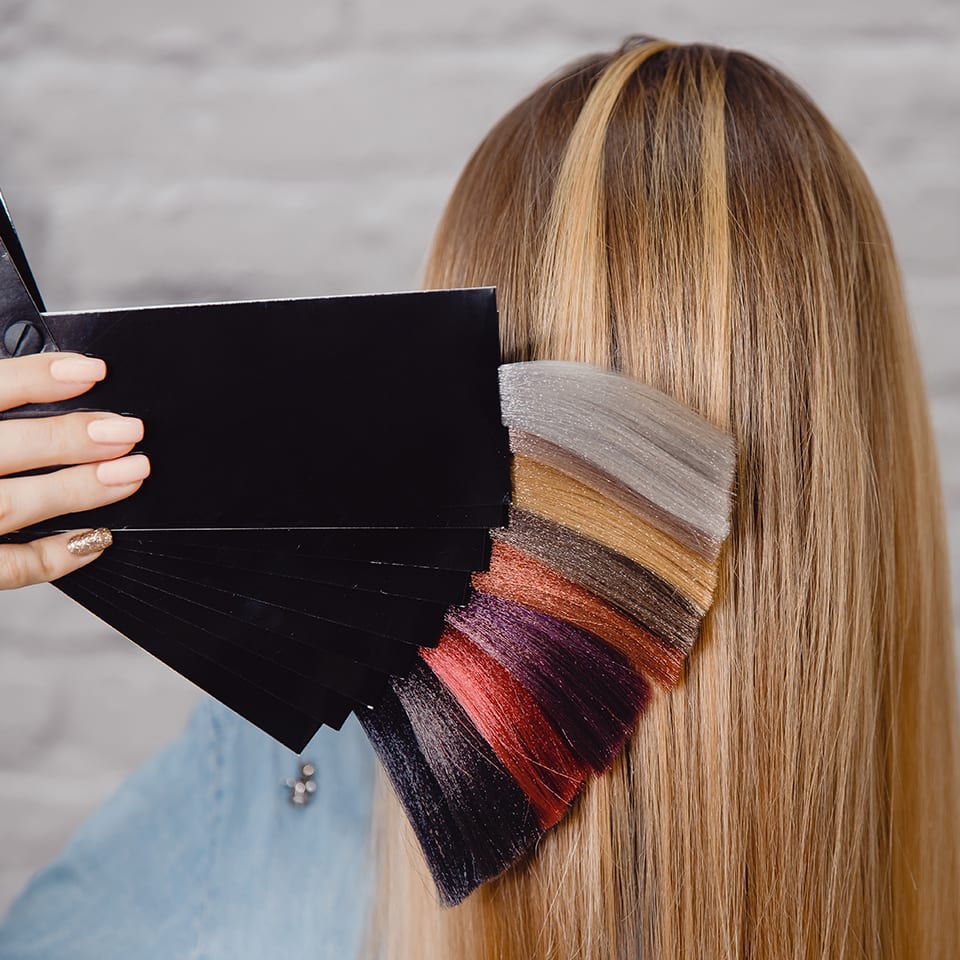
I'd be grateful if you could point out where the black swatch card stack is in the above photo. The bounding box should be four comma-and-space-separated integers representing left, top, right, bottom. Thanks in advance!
0, 195, 511, 752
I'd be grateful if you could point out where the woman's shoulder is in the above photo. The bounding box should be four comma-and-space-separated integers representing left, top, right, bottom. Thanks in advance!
0, 698, 377, 960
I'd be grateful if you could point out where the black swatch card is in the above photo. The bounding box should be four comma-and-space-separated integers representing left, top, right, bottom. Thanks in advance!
0, 196, 510, 751
0, 287, 510, 531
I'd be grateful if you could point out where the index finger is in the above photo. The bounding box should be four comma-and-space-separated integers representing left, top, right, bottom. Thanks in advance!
0, 352, 107, 412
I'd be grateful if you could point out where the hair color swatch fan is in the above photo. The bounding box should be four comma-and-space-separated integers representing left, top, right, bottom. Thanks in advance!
0, 193, 736, 905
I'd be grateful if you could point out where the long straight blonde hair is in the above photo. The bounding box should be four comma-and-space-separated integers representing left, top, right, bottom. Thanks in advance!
359, 37, 960, 959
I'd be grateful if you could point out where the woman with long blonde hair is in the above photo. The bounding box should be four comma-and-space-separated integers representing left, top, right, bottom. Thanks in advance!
0, 35, 955, 960
364, 37, 960, 959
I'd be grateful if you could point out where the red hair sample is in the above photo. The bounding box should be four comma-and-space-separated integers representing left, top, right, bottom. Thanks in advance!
472, 539, 685, 687
421, 626, 589, 828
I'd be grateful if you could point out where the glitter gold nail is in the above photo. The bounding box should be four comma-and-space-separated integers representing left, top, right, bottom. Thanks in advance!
67, 527, 114, 557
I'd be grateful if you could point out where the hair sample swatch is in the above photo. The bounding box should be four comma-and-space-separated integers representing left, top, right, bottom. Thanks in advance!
511, 453, 717, 608
364, 661, 543, 904
445, 592, 650, 773
421, 626, 589, 827
498, 360, 735, 554
493, 507, 703, 653
357, 683, 477, 906
470, 539, 684, 686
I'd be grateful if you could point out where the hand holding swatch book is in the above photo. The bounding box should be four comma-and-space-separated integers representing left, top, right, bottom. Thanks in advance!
0, 191, 735, 905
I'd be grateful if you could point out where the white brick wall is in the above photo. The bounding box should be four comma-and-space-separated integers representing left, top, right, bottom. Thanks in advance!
0, 0, 957, 914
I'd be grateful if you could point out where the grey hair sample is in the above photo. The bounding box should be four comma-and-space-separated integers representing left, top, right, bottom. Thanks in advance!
498, 361, 736, 551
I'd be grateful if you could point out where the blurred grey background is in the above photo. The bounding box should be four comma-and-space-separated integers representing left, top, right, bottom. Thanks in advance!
0, 0, 957, 914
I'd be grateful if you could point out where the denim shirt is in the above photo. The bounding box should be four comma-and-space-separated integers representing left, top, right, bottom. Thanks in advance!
0, 697, 377, 959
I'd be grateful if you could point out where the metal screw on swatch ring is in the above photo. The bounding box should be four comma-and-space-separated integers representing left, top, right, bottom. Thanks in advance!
3, 320, 44, 356
285, 761, 317, 807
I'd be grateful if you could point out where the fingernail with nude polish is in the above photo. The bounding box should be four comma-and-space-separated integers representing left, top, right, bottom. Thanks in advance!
50, 356, 107, 383
88, 416, 144, 444
67, 528, 113, 556
96, 454, 151, 486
